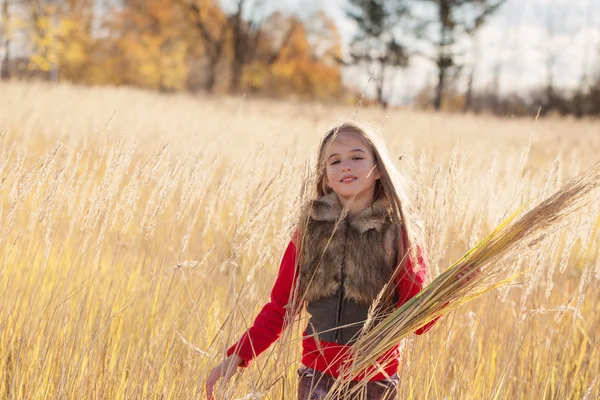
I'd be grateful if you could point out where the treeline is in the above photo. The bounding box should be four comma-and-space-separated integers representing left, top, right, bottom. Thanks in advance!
414, 80, 600, 118
344, 0, 600, 117
1, 0, 599, 117
0, 0, 345, 101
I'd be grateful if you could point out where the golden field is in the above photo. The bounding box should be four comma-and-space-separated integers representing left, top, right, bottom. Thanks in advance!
0, 81, 599, 399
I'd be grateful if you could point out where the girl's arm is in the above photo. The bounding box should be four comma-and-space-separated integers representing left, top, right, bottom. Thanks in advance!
225, 239, 298, 367
395, 243, 441, 335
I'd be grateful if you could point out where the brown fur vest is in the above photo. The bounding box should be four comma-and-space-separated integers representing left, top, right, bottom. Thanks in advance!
298, 191, 402, 307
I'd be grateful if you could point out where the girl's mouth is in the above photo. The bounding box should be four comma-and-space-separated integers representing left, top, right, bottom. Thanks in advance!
341, 177, 357, 183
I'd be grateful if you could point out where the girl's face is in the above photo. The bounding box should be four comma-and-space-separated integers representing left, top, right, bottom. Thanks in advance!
323, 131, 381, 202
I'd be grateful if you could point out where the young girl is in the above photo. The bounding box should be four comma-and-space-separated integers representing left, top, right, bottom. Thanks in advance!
206, 122, 465, 399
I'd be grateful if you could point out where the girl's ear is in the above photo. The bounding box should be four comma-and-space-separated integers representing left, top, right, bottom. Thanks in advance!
374, 165, 382, 180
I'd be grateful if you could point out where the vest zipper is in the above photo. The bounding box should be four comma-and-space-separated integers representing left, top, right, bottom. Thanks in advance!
333, 221, 349, 344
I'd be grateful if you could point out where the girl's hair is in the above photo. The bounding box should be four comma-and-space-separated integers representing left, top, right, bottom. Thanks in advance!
296, 120, 426, 275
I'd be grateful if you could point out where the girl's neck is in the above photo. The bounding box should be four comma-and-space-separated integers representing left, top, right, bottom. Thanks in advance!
336, 189, 376, 217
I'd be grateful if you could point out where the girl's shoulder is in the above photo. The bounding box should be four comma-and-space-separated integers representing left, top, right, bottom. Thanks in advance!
291, 228, 301, 246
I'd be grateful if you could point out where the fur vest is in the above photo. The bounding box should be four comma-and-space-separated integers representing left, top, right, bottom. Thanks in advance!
298, 191, 402, 307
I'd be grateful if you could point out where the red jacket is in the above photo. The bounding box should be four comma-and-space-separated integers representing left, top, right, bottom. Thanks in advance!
226, 236, 438, 382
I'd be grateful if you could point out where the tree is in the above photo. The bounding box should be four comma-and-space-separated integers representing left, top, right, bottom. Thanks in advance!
304, 9, 342, 65
16, 0, 95, 82
414, 0, 507, 111
580, 45, 600, 116
463, 2, 505, 111
194, 0, 299, 94
241, 11, 299, 91
177, 0, 228, 93
176, 0, 274, 94
345, 0, 411, 107
102, 0, 190, 90
1, 0, 10, 80
228, 0, 268, 93
20, 0, 65, 81
243, 11, 343, 100
7, 0, 342, 100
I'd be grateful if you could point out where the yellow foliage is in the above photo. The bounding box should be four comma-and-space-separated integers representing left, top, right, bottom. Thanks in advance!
243, 62, 268, 90
21, 1, 342, 99
100, 0, 193, 90
29, 53, 52, 72
242, 13, 343, 101
115, 30, 189, 91
25, 6, 92, 81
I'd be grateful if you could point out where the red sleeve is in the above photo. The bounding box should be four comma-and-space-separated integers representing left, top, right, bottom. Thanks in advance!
395, 242, 441, 335
226, 239, 298, 367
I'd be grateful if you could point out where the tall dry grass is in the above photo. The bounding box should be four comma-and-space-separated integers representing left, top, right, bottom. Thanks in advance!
0, 80, 599, 399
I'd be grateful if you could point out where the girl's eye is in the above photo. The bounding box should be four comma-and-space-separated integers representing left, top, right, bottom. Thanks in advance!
330, 157, 363, 166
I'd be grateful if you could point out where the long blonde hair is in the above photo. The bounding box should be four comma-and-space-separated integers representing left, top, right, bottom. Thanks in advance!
295, 120, 427, 275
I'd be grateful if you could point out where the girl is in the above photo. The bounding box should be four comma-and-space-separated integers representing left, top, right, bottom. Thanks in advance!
206, 121, 468, 399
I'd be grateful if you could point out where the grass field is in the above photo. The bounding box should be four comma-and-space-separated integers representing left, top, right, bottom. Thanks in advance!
0, 80, 599, 399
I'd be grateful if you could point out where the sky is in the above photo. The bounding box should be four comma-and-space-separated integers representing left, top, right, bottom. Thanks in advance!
254, 0, 600, 104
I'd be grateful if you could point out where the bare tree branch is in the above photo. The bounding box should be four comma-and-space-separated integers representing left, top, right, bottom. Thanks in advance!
266, 18, 298, 65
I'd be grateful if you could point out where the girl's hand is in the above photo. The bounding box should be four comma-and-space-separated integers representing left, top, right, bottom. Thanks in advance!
456, 266, 481, 286
206, 354, 243, 400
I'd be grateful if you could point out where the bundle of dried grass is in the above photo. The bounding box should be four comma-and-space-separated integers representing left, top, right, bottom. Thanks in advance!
325, 161, 600, 398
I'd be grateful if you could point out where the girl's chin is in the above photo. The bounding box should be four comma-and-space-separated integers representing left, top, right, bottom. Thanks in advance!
330, 182, 376, 199
332, 189, 362, 198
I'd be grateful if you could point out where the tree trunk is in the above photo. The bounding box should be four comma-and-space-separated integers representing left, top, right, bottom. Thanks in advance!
1, 0, 9, 80
433, 30, 446, 110
230, 53, 244, 93
376, 81, 384, 106
376, 61, 386, 107
206, 58, 218, 93
0, 38, 9, 81
463, 67, 474, 112
229, 0, 250, 93
185, 1, 227, 94
434, 1, 452, 111
434, 54, 445, 111
463, 33, 479, 112
230, 7, 243, 92
491, 63, 501, 114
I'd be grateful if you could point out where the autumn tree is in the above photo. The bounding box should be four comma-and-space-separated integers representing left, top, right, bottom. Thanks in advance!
243, 10, 342, 100
8, 0, 342, 100
20, 0, 62, 80
178, 0, 302, 94
1, 0, 10, 79
345, 0, 411, 107
219, 0, 296, 94
13, 0, 96, 82
102, 0, 190, 91
228, 0, 266, 93
303, 10, 343, 98
175, 0, 228, 92
241, 11, 296, 92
